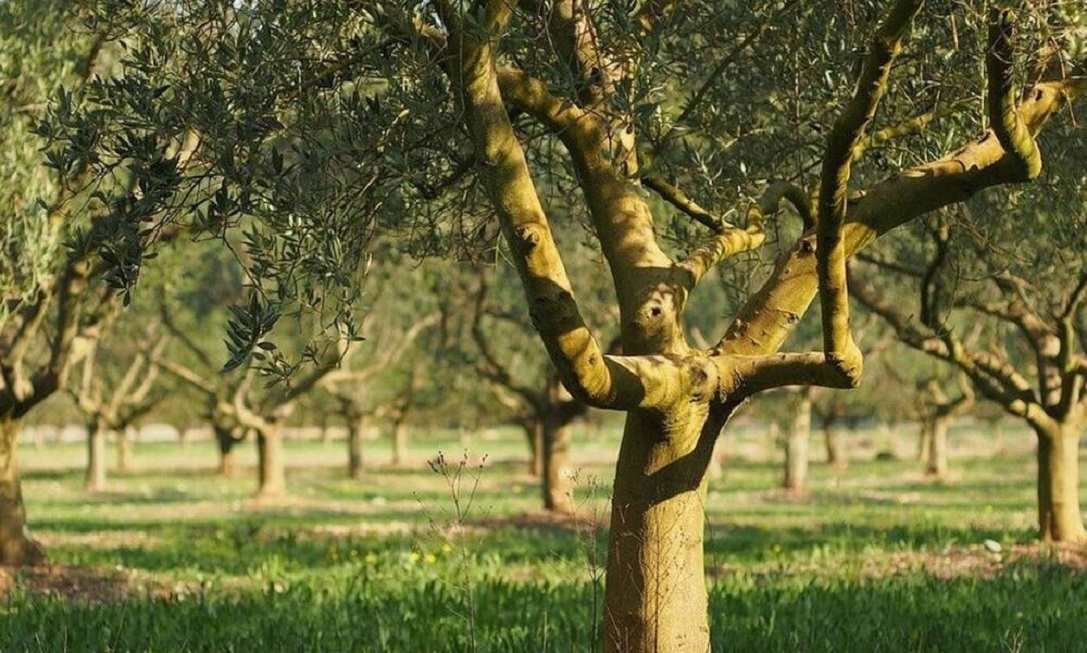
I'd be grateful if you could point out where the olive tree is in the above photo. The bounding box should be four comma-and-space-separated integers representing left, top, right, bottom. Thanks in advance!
47, 1, 1086, 649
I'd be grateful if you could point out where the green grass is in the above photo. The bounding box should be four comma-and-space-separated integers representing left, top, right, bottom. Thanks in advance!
3, 423, 1085, 652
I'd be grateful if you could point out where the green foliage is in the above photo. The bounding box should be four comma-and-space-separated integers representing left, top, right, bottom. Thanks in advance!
0, 0, 96, 324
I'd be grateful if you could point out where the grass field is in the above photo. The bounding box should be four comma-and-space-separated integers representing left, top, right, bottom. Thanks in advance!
3, 421, 1087, 652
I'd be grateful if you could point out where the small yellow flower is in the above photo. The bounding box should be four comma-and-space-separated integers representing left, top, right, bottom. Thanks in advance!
425, 553, 437, 564
365, 553, 377, 565
409, 551, 421, 563
441, 543, 453, 554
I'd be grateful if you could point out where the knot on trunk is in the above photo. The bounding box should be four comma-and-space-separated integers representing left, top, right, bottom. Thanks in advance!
513, 224, 544, 252
685, 357, 717, 402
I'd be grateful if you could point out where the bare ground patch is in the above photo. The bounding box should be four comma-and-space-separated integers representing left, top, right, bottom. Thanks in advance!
0, 565, 135, 603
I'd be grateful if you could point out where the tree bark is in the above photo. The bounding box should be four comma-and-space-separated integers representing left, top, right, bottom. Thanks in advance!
392, 419, 409, 468
1036, 425, 1087, 542
604, 411, 719, 653
85, 422, 107, 493
116, 426, 134, 473
256, 426, 286, 498
925, 417, 950, 479
214, 426, 239, 477
783, 393, 812, 495
0, 418, 45, 565
347, 415, 366, 479
542, 419, 573, 513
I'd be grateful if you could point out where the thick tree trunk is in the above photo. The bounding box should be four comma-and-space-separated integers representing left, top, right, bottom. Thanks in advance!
256, 427, 286, 498
85, 422, 107, 492
214, 426, 239, 477
1036, 425, 1087, 542
783, 393, 812, 495
116, 426, 134, 473
824, 423, 847, 468
541, 419, 573, 513
604, 411, 719, 653
0, 418, 45, 565
925, 417, 949, 479
392, 420, 408, 468
347, 415, 366, 479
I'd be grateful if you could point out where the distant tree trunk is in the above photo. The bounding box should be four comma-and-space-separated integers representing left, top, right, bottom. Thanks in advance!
256, 426, 286, 498
214, 426, 240, 477
392, 419, 409, 468
783, 392, 812, 495
0, 417, 45, 565
116, 426, 134, 472
85, 422, 107, 492
522, 422, 543, 476
823, 418, 847, 468
917, 421, 933, 463
347, 414, 366, 479
924, 417, 950, 479
1035, 424, 1087, 543
542, 418, 573, 513
321, 415, 333, 446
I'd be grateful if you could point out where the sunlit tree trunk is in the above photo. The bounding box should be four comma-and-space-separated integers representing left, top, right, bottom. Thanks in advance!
783, 392, 812, 494
605, 411, 720, 652
85, 421, 107, 492
1036, 424, 1087, 542
0, 418, 45, 565
256, 426, 286, 498
347, 414, 366, 479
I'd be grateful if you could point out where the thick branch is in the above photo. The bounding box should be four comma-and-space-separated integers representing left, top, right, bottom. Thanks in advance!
497, 69, 672, 279
725, 352, 868, 397
516, 0, 615, 107
815, 0, 922, 381
987, 9, 1041, 180
455, 34, 667, 410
